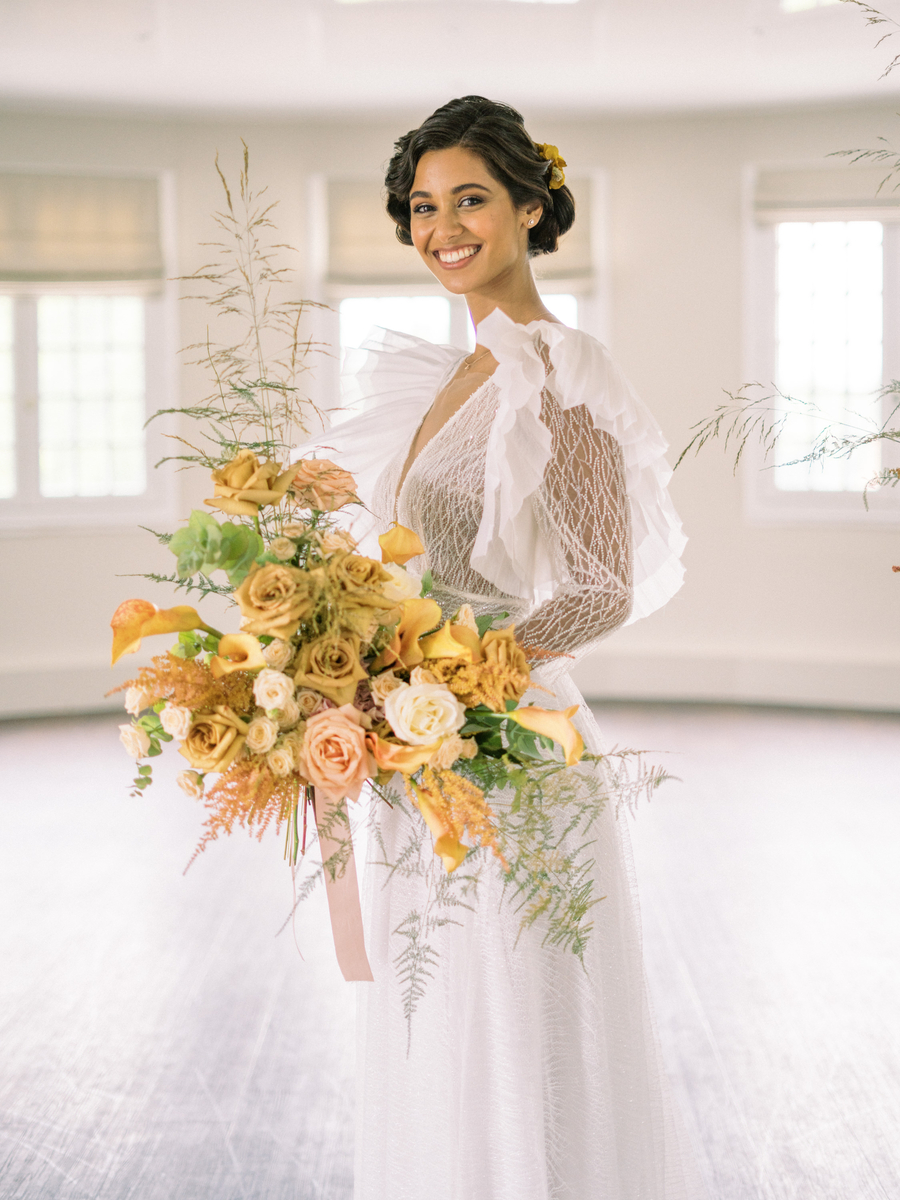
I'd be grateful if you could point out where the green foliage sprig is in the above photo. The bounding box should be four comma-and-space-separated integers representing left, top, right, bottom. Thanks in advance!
169, 510, 264, 586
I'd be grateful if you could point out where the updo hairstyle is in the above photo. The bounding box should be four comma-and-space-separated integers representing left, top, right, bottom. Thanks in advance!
384, 96, 575, 257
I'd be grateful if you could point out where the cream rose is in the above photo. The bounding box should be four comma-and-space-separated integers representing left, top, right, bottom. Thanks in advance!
267, 744, 295, 778
282, 522, 310, 538
124, 686, 152, 717
320, 528, 357, 556
119, 723, 150, 759
277, 696, 301, 730
409, 665, 439, 687
269, 536, 297, 561
383, 682, 466, 746
291, 459, 358, 511
380, 562, 422, 603
451, 604, 479, 634
370, 670, 405, 706
299, 704, 374, 803
262, 638, 294, 671
253, 668, 295, 713
179, 706, 248, 773
430, 733, 478, 771
295, 688, 324, 719
281, 728, 307, 771
160, 704, 193, 740
176, 770, 204, 799
246, 715, 279, 754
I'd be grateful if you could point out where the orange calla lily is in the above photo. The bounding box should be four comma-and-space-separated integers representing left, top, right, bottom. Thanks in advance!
110, 600, 219, 666
378, 523, 425, 566
505, 705, 584, 767
209, 633, 267, 679
366, 734, 439, 775
372, 597, 442, 671
410, 780, 467, 873
418, 620, 484, 663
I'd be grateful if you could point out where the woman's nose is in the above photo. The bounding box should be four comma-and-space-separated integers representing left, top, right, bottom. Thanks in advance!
433, 205, 463, 241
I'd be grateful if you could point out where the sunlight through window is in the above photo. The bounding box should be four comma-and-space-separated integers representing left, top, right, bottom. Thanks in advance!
37, 296, 146, 498
339, 296, 452, 351
775, 221, 883, 492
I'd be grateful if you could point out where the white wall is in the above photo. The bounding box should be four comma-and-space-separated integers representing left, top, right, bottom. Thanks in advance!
1, 100, 898, 718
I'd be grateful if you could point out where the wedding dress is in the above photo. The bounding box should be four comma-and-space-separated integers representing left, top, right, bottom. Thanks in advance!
295, 309, 704, 1200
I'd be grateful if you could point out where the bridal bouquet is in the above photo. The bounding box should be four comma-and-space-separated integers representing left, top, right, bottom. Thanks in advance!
111, 456, 584, 877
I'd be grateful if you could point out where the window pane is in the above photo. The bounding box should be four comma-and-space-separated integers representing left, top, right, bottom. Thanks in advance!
0, 296, 13, 499
37, 296, 146, 498
339, 296, 451, 351
541, 293, 578, 328
775, 221, 882, 492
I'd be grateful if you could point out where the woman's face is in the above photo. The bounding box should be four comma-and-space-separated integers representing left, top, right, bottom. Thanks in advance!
408, 146, 541, 295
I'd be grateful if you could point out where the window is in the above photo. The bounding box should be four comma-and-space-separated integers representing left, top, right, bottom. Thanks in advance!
774, 221, 882, 492
745, 164, 900, 523
0, 171, 173, 528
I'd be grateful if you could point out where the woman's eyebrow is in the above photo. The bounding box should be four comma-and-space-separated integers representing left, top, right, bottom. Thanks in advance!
409, 183, 491, 200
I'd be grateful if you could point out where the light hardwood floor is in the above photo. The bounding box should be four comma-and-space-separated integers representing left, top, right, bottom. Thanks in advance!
0, 703, 897, 1199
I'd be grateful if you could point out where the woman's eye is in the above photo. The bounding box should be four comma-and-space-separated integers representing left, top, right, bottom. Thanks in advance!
459, 196, 482, 207
412, 203, 435, 215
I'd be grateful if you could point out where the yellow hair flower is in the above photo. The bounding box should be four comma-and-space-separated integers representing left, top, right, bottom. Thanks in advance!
535, 143, 567, 190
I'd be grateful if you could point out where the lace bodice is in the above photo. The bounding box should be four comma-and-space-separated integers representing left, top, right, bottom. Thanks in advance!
292, 309, 686, 679
372, 376, 633, 680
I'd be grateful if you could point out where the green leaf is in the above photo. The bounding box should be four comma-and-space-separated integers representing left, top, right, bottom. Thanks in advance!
420, 569, 433, 597
475, 611, 509, 638
137, 764, 153, 776
147, 743, 163, 758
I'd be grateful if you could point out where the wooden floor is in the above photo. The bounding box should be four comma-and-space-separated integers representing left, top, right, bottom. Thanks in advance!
0, 703, 897, 1199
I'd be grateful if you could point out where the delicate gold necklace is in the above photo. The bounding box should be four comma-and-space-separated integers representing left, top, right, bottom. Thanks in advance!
462, 349, 491, 373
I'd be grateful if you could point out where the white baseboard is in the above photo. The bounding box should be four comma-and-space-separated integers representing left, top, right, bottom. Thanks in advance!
2, 649, 899, 720
572, 647, 900, 712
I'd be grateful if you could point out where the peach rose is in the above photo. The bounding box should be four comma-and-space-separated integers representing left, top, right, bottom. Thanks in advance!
119, 723, 150, 759
160, 703, 193, 740
262, 638, 294, 671
176, 770, 204, 799
124, 686, 152, 716
269, 537, 297, 561
430, 733, 478, 770
179, 706, 248, 773
235, 563, 322, 640
299, 704, 375, 803
291, 459, 358, 511
320, 528, 358, 556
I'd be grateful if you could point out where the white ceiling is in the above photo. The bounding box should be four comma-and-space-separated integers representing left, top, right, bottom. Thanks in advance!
1, 0, 900, 116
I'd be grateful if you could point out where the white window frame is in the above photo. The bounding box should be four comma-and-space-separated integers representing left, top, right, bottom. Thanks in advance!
306, 170, 610, 416
0, 169, 179, 534
743, 168, 900, 525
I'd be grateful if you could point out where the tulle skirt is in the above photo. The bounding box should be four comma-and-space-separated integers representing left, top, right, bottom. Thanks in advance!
353, 676, 707, 1200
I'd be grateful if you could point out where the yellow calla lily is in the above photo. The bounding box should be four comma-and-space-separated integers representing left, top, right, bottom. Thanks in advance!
505, 704, 584, 767
410, 780, 467, 873
418, 620, 484, 664
110, 600, 219, 666
378, 522, 425, 566
209, 633, 267, 679
372, 597, 442, 671
366, 734, 440, 775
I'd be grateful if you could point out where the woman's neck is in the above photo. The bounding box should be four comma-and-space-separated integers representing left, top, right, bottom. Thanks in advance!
464, 263, 560, 330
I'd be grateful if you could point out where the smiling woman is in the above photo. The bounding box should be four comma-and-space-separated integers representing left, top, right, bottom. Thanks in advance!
292, 96, 699, 1200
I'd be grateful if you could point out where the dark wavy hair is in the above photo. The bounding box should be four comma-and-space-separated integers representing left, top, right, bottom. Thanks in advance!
384, 96, 575, 258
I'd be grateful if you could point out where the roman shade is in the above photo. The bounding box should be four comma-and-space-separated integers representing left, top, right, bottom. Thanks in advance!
0, 172, 164, 284
754, 165, 900, 223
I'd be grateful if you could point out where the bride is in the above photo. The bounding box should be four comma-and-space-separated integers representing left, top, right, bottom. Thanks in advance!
297, 96, 704, 1200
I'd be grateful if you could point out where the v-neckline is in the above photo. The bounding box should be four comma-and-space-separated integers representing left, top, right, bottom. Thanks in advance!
393, 373, 496, 517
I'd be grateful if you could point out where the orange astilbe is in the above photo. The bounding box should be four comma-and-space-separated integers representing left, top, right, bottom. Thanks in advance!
187, 758, 301, 868
410, 766, 508, 871
116, 652, 256, 714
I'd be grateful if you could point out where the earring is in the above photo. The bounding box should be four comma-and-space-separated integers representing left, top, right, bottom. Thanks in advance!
528, 219, 534, 226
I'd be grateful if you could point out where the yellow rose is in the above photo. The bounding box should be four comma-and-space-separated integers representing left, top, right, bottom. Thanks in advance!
293, 633, 368, 706
291, 459, 358, 511
205, 449, 295, 518
325, 551, 396, 636
482, 625, 531, 702
179, 706, 249, 773
234, 563, 322, 640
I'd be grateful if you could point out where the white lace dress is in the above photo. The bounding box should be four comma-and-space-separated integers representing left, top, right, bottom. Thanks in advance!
295, 310, 704, 1200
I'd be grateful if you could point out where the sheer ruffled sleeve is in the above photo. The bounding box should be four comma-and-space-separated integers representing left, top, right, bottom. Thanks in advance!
516, 394, 633, 679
